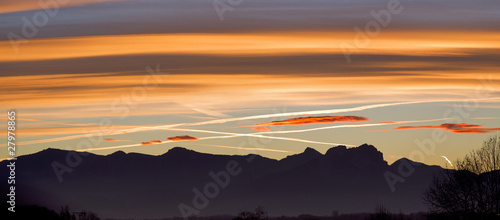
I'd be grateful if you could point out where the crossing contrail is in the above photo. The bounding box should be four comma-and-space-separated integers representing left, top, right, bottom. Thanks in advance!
257, 118, 450, 135
76, 129, 338, 152
11, 98, 500, 147
11, 101, 421, 146
162, 128, 355, 147
198, 144, 298, 153
74, 118, 450, 152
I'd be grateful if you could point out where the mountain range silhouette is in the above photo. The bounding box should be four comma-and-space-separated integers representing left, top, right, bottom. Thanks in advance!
0, 144, 445, 219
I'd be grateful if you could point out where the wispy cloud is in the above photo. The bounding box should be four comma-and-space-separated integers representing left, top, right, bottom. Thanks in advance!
0, 117, 39, 122
181, 103, 231, 118
0, 0, 127, 13
471, 117, 500, 120
384, 123, 500, 134
103, 138, 120, 142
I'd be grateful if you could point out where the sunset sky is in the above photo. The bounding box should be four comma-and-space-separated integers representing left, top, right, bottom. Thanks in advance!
1, 0, 499, 166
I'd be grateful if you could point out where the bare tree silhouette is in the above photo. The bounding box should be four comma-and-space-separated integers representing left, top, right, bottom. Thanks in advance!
368, 205, 391, 220
234, 206, 268, 220
60, 206, 100, 220
74, 210, 101, 220
423, 136, 500, 219
60, 206, 75, 220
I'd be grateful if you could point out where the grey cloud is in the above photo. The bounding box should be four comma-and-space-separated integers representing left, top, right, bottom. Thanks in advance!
1, 50, 499, 77
1, 0, 499, 40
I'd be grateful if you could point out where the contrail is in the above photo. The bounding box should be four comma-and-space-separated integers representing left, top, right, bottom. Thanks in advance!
199, 96, 494, 127
77, 143, 145, 152
471, 117, 500, 120
19, 117, 487, 153
199, 144, 298, 153
11, 98, 500, 147
185, 101, 423, 126
164, 128, 355, 147
257, 118, 450, 135
77, 130, 330, 152
14, 117, 448, 148
10, 101, 420, 147
13, 121, 354, 147
12, 123, 186, 146
77, 141, 299, 154
441, 155, 454, 167
76, 127, 354, 152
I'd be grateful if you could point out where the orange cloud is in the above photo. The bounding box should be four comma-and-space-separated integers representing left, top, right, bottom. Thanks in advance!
0, 0, 125, 13
252, 126, 272, 132
141, 140, 162, 145
103, 138, 119, 142
0, 117, 39, 122
388, 123, 500, 134
166, 135, 199, 141
4, 31, 500, 62
247, 116, 368, 127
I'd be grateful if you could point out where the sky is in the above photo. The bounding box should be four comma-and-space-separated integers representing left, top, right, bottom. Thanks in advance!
0, 0, 499, 166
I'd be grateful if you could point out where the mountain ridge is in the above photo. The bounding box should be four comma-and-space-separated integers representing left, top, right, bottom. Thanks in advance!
20, 145, 438, 167
0, 144, 445, 219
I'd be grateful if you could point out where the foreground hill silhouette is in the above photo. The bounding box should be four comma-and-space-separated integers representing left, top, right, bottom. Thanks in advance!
0, 144, 444, 219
